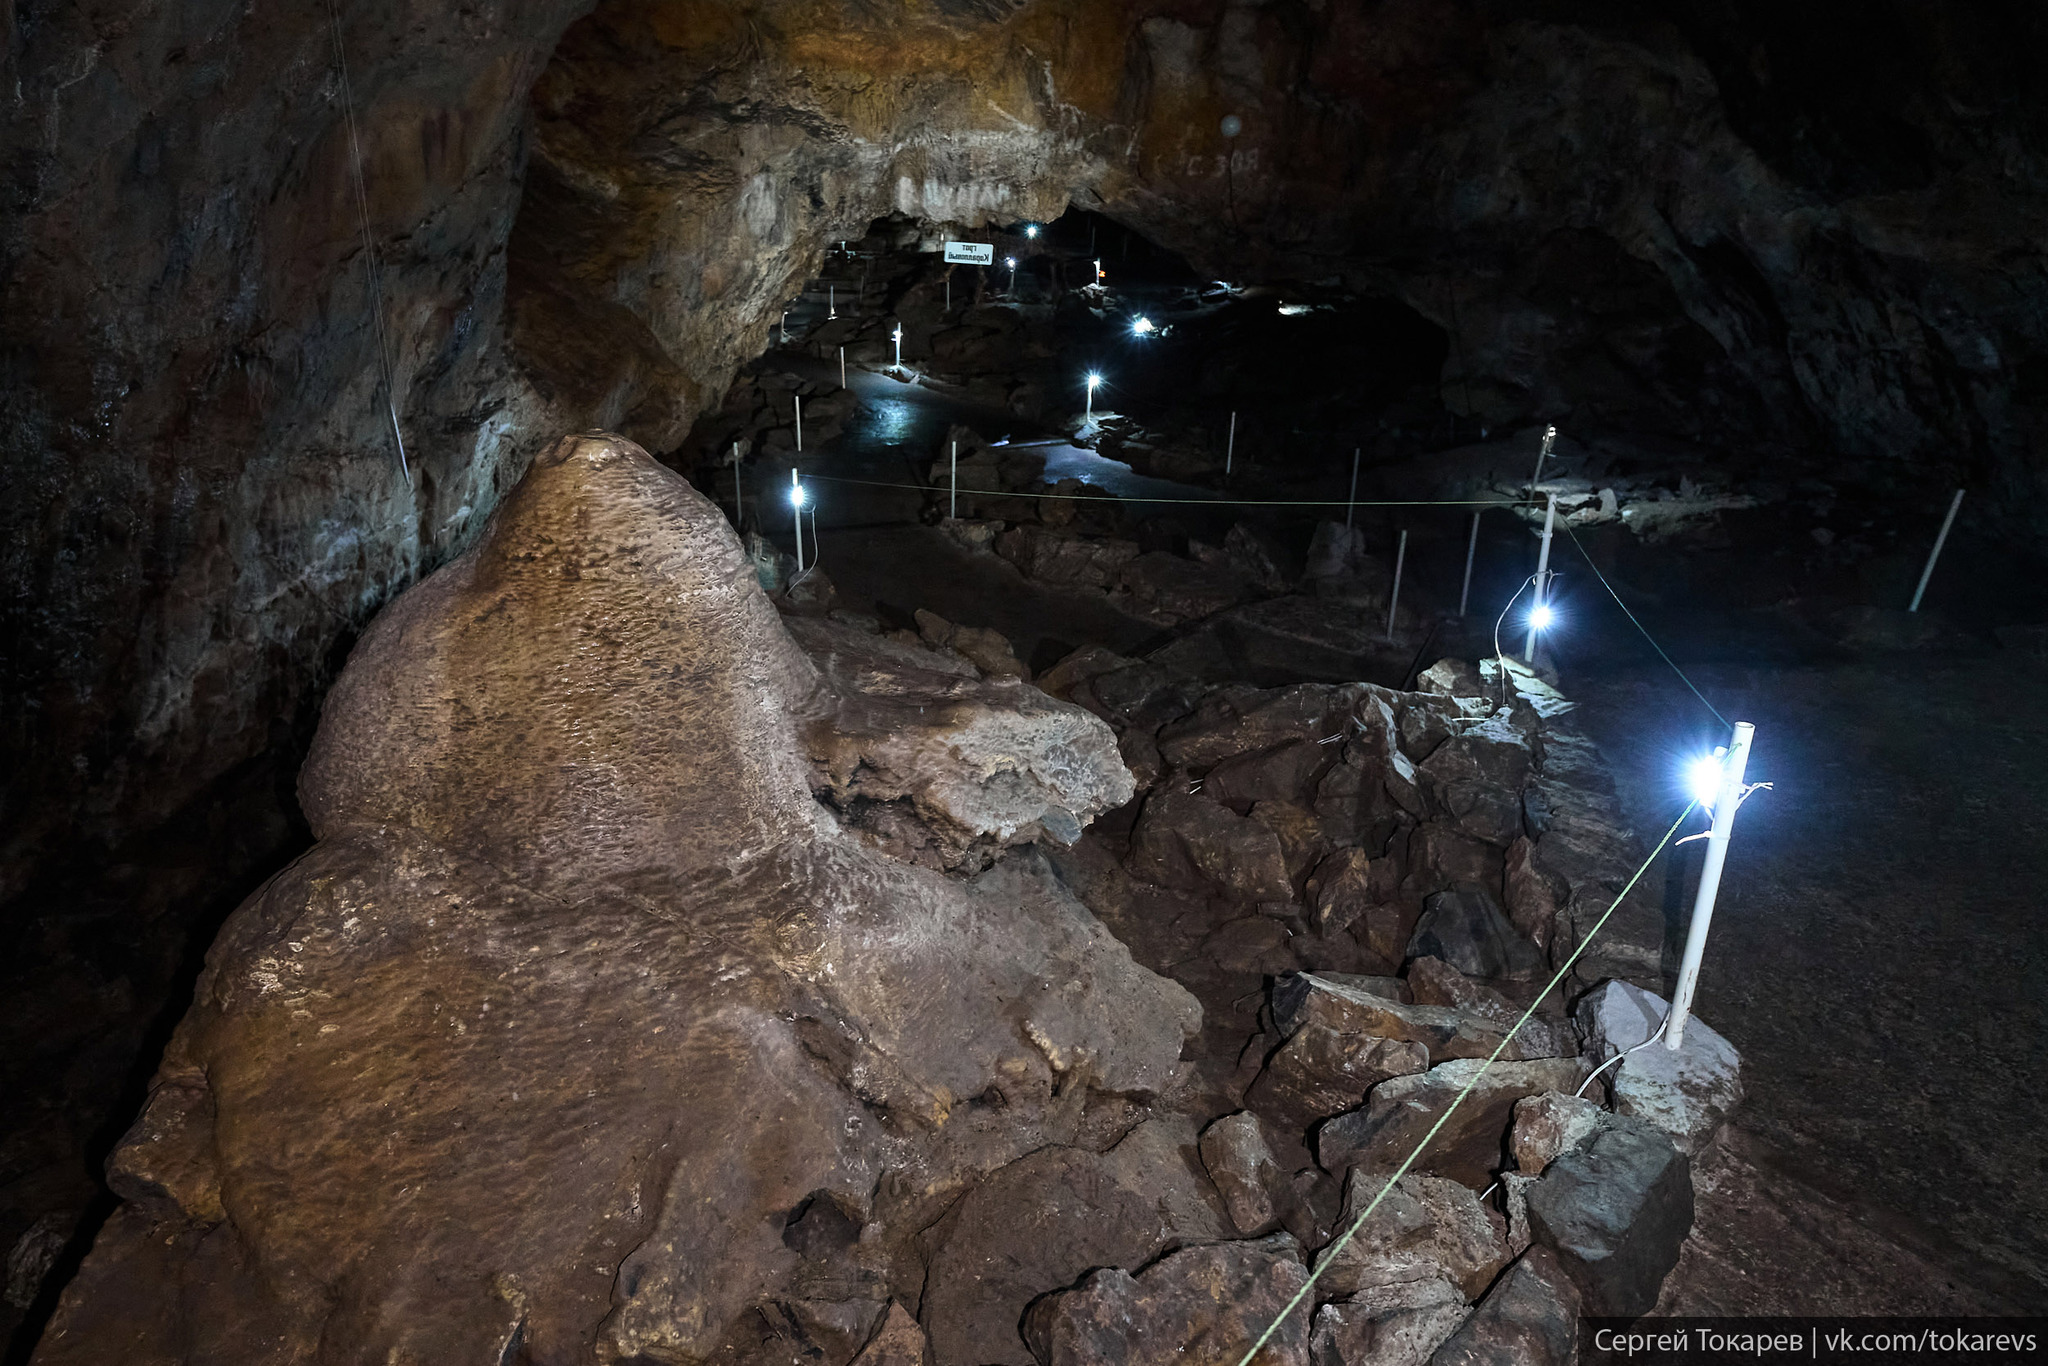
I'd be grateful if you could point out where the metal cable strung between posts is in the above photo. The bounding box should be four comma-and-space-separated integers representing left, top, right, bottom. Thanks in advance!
805, 472, 1509, 509
325, 0, 411, 486
1233, 801, 1700, 1366
1559, 521, 1727, 727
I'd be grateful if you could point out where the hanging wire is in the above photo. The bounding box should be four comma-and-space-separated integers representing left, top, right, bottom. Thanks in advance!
1560, 520, 1726, 727
325, 0, 411, 486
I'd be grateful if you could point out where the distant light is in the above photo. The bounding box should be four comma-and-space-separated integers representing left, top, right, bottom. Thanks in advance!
1220, 114, 1243, 138
1025, 225, 1040, 239
790, 484, 807, 508
1277, 303, 1312, 317
1131, 316, 1155, 336
1086, 372, 1102, 389
1529, 603, 1554, 631
1687, 752, 1725, 809
1005, 256, 1017, 269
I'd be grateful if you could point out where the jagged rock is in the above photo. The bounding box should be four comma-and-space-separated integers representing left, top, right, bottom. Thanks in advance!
1201, 1112, 1290, 1235
1318, 1057, 1591, 1190
1311, 1173, 1510, 1301
1114, 550, 1254, 624
1035, 645, 1137, 701
1204, 739, 1332, 808
1400, 827, 1502, 901
1128, 787, 1294, 904
1314, 745, 1413, 852
1306, 848, 1381, 936
1509, 1092, 1610, 1176
1311, 1277, 1471, 1366
45, 437, 1201, 1365
1575, 980, 1744, 1154
1273, 973, 1541, 1065
1500, 837, 1562, 953
1225, 522, 1294, 592
1249, 1027, 1431, 1135
1524, 1115, 1694, 1316
1406, 961, 1577, 1062
1406, 890, 1545, 982
1023, 1235, 1310, 1366
1426, 1246, 1581, 1366
851, 1303, 932, 1366
1417, 718, 1534, 845
1159, 684, 1358, 769
921, 1118, 1229, 1366
1252, 800, 1333, 885
913, 607, 1030, 680
994, 525, 1140, 589
791, 615, 1133, 868
1414, 660, 1490, 708
1087, 663, 1206, 730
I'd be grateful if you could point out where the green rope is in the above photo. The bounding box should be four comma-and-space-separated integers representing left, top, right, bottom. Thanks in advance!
1233, 801, 1699, 1365
1560, 521, 1729, 728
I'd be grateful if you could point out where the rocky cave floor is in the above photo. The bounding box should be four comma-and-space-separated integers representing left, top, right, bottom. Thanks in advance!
8, 218, 2048, 1360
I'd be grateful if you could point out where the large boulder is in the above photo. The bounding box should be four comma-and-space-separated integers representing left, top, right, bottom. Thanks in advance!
1426, 1245, 1581, 1366
1416, 717, 1534, 845
1575, 980, 1743, 1153
1128, 787, 1294, 903
1273, 974, 1548, 1065
1023, 1235, 1311, 1366
1311, 1173, 1510, 1301
919, 1118, 1229, 1366
1406, 889, 1545, 982
1310, 1276, 1471, 1366
1249, 1028, 1431, 1135
1523, 1116, 1695, 1316
1201, 1112, 1290, 1236
1318, 1058, 1590, 1190
41, 436, 1201, 1366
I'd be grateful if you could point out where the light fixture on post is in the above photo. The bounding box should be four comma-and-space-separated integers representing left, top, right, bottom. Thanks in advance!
892, 322, 903, 371
1667, 722, 1760, 1050
1005, 256, 1017, 291
789, 470, 808, 574
1130, 316, 1155, 337
1025, 224, 1039, 239
1085, 372, 1102, 422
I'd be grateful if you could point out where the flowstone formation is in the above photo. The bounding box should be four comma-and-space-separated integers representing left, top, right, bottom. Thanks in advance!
35, 434, 1194, 1363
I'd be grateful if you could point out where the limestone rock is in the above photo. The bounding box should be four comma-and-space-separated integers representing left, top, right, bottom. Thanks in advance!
1035, 645, 1138, 701
1500, 837, 1562, 954
1575, 980, 1743, 1153
1524, 1117, 1695, 1316
792, 615, 1133, 868
1201, 1112, 1289, 1236
1250, 1028, 1432, 1135
1311, 1173, 1509, 1301
1023, 1235, 1310, 1366
1272, 973, 1539, 1065
49, 437, 1200, 1366
1205, 739, 1333, 809
852, 1303, 932, 1366
1406, 890, 1545, 982
1509, 1092, 1610, 1176
1426, 1245, 1581, 1366
1318, 1058, 1591, 1190
913, 607, 1030, 680
1159, 684, 1360, 770
994, 525, 1139, 590
1311, 1277, 1471, 1366
1128, 787, 1294, 904
1114, 550, 1255, 625
920, 1118, 1229, 1366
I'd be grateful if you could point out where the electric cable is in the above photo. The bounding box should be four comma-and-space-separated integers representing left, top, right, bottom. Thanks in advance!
1232, 800, 1700, 1366
1559, 520, 1726, 726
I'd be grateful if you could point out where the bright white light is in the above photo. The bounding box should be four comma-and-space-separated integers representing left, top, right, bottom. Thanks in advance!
1086, 373, 1102, 389
1529, 603, 1554, 631
892, 325, 902, 341
1687, 753, 1724, 809
1277, 303, 1312, 317
1131, 316, 1155, 336
1005, 256, 1016, 269
790, 484, 807, 507
1025, 225, 1040, 238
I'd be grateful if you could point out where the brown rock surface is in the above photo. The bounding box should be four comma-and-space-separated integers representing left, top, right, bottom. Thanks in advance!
1023, 1235, 1310, 1366
33, 436, 1199, 1364
1317, 1058, 1591, 1191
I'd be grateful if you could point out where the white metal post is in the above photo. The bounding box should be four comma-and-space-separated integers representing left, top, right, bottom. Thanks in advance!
1225, 411, 1236, 476
839, 347, 846, 390
1666, 722, 1756, 1050
1458, 511, 1481, 618
950, 440, 958, 521
946, 276, 951, 312
828, 285, 835, 319
1345, 447, 1361, 530
1908, 488, 1966, 613
780, 310, 787, 346
733, 442, 743, 528
1385, 529, 1408, 642
794, 393, 802, 452
1523, 492, 1557, 662
1529, 424, 1556, 494
893, 323, 902, 370
791, 468, 804, 574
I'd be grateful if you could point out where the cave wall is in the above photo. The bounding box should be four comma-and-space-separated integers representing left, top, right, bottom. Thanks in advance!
4, 0, 2046, 1005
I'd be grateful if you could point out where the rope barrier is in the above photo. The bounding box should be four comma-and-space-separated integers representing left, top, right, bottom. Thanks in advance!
805, 472, 1512, 509
1233, 799, 1700, 1365
1559, 521, 1728, 727
325, 0, 411, 486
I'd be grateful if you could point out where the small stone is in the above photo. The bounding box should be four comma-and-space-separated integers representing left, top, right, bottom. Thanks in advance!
1524, 1115, 1694, 1316
1317, 1057, 1589, 1190
1201, 1112, 1288, 1236
1311, 1276, 1470, 1366
1574, 980, 1743, 1154
850, 1302, 930, 1365
1128, 787, 1294, 903
1426, 1245, 1581, 1366
1406, 889, 1544, 982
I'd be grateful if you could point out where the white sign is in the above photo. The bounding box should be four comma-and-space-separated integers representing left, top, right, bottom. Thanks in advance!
943, 241, 995, 265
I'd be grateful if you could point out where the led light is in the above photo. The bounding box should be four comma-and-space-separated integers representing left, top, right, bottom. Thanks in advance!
1025, 224, 1040, 238
790, 484, 807, 507
1005, 256, 1017, 270
1687, 751, 1725, 809
1131, 316, 1155, 336
1529, 603, 1554, 630
1086, 373, 1102, 389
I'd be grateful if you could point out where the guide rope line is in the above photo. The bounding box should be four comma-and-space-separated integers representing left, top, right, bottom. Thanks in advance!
804, 472, 1510, 509
1559, 521, 1726, 727
325, 0, 412, 486
1233, 800, 1700, 1366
